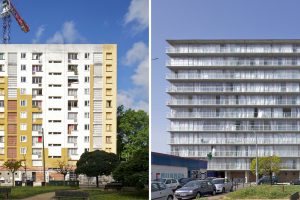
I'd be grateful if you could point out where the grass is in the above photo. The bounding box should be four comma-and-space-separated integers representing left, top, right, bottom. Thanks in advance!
225, 185, 300, 199
81, 189, 149, 200
0, 186, 77, 199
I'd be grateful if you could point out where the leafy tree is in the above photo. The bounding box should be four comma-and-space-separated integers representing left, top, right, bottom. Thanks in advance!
113, 148, 148, 189
250, 156, 281, 185
75, 150, 119, 187
55, 160, 73, 185
3, 160, 22, 186
117, 105, 149, 160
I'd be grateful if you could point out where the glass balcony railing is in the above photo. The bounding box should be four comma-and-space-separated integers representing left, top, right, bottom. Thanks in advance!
168, 125, 300, 132
166, 73, 300, 80
167, 99, 299, 106
207, 163, 298, 170
166, 59, 300, 67
170, 137, 300, 145
170, 151, 299, 158
167, 87, 299, 93
167, 112, 299, 119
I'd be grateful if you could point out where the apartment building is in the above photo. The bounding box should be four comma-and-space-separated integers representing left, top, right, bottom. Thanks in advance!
0, 44, 117, 181
167, 40, 300, 182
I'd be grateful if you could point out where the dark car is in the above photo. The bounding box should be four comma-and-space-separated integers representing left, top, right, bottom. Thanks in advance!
205, 177, 217, 182
177, 178, 194, 189
258, 176, 279, 185
290, 179, 300, 185
174, 180, 216, 200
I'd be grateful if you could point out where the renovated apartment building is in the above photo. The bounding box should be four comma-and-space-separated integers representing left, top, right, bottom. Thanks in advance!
0, 44, 117, 181
167, 40, 300, 182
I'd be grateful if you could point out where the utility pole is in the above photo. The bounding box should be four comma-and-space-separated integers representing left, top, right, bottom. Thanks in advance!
255, 130, 258, 185
42, 128, 46, 186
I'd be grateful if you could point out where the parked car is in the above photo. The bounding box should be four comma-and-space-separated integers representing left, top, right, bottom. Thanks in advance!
177, 178, 194, 189
205, 177, 217, 182
290, 179, 300, 185
151, 181, 174, 200
154, 178, 180, 190
258, 176, 279, 185
212, 178, 233, 193
174, 180, 216, 200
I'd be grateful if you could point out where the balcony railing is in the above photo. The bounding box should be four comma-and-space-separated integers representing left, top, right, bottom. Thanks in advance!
167, 99, 299, 106
167, 87, 299, 93
168, 125, 300, 132
166, 73, 300, 80
167, 112, 300, 119
170, 151, 299, 157
170, 137, 300, 145
207, 163, 298, 170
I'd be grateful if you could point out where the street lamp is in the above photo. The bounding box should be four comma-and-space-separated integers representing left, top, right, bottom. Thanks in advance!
254, 130, 258, 185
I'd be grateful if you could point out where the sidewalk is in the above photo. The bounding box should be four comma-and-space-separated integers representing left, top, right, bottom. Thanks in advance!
22, 192, 55, 200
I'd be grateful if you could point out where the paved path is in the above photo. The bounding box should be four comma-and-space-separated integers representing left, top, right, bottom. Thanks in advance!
22, 192, 55, 200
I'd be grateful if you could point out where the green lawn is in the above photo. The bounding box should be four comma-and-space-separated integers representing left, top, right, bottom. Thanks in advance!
82, 189, 149, 200
1, 186, 76, 199
225, 185, 300, 199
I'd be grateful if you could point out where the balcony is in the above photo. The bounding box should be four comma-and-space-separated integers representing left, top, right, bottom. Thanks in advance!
167, 99, 299, 107
168, 125, 300, 132
170, 151, 299, 158
68, 65, 78, 75
170, 137, 300, 145
167, 112, 300, 119
32, 154, 42, 160
32, 142, 43, 148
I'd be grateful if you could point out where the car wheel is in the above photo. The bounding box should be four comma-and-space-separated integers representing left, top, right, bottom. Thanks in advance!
167, 195, 173, 200
222, 187, 225, 193
196, 192, 201, 199
212, 189, 216, 196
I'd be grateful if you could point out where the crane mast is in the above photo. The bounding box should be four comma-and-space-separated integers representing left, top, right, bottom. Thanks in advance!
1, 0, 29, 44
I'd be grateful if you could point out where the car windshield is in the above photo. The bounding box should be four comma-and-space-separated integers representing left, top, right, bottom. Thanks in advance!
184, 181, 199, 187
212, 179, 224, 184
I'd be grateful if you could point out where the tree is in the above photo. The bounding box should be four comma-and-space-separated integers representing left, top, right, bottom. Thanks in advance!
117, 105, 149, 160
75, 150, 119, 187
113, 148, 148, 189
55, 160, 73, 185
3, 160, 22, 186
250, 156, 281, 184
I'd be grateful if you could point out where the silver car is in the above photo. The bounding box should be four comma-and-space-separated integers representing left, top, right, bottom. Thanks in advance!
212, 178, 233, 193
151, 181, 174, 200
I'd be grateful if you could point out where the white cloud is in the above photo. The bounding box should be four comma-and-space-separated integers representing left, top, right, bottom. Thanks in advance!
124, 0, 149, 33
32, 25, 45, 43
119, 41, 149, 112
46, 21, 85, 44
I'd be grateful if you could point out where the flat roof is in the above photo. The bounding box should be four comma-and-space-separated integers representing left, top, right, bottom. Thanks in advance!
166, 39, 300, 45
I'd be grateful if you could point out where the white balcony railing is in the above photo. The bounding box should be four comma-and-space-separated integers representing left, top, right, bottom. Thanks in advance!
167, 87, 300, 93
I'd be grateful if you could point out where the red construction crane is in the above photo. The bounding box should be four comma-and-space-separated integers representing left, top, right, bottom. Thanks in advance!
1, 0, 29, 44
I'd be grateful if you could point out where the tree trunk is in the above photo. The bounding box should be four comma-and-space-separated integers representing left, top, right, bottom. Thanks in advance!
63, 174, 66, 186
12, 172, 15, 187
96, 176, 99, 187
270, 172, 272, 186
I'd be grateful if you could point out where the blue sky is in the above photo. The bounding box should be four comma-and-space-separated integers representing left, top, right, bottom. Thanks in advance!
4, 0, 149, 111
151, 0, 300, 153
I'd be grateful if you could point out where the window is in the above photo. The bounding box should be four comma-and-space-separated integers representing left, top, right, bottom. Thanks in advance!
21, 53, 26, 59
84, 136, 89, 142
21, 65, 26, 71
106, 64, 112, 72
20, 112, 27, 118
0, 101, 4, 107
20, 147, 27, 154
106, 100, 112, 108
106, 124, 112, 132
84, 112, 90, 119
84, 100, 90, 107
0, 136, 4, 143
20, 88, 26, 94
68, 53, 78, 60
0, 65, 4, 72
32, 124, 42, 131
84, 88, 90, 95
67, 136, 77, 143
32, 65, 42, 72
106, 112, 112, 120
21, 77, 26, 83
20, 124, 27, 131
32, 89, 42, 96
84, 77, 90, 83
84, 148, 89, 152
106, 88, 112, 96
84, 53, 90, 59
68, 89, 77, 96
48, 132, 61, 135
32, 53, 42, 60
106, 136, 112, 144
20, 135, 27, 142
32, 77, 42, 84
20, 100, 27, 107
84, 124, 90, 130
84, 65, 90, 71
106, 76, 112, 84
0, 53, 4, 60
106, 52, 112, 60
105, 148, 112, 152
